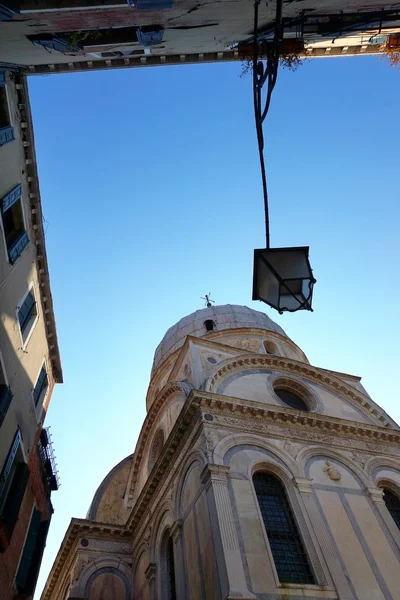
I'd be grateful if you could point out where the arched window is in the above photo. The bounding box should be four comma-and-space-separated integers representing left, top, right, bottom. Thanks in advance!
166, 536, 177, 600
253, 472, 315, 585
383, 488, 400, 530
148, 429, 165, 473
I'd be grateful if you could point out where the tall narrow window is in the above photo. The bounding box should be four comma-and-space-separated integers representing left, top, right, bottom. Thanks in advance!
253, 472, 315, 585
0, 430, 30, 551
166, 536, 177, 600
383, 488, 400, 530
0, 354, 12, 427
33, 365, 48, 407
0, 73, 14, 146
17, 286, 38, 345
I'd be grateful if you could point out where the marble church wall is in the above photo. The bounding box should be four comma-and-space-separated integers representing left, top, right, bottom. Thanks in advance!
41, 306, 400, 600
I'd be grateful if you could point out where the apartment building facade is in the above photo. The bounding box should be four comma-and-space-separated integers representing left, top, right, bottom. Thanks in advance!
0, 68, 62, 600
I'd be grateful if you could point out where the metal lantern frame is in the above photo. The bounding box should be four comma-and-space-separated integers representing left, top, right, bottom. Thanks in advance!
251, 0, 316, 314
253, 246, 316, 314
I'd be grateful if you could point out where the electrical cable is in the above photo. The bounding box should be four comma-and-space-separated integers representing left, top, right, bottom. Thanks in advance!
253, 0, 283, 248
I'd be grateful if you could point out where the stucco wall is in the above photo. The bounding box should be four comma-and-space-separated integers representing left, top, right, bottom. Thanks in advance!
0, 72, 55, 465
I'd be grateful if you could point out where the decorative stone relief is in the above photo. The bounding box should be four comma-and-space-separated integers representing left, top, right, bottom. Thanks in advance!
223, 338, 261, 353
207, 413, 400, 458
202, 427, 220, 462
323, 461, 341, 481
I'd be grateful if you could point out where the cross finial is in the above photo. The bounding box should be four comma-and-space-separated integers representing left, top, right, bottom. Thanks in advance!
201, 293, 215, 309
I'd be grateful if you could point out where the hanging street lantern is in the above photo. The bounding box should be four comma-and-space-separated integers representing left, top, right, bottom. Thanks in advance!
253, 247, 316, 314
250, 0, 316, 313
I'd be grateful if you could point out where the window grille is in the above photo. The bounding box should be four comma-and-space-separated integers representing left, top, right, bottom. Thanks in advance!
253, 472, 315, 584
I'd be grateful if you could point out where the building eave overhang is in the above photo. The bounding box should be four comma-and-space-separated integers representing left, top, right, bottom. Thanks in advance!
17, 74, 63, 382
22, 44, 385, 76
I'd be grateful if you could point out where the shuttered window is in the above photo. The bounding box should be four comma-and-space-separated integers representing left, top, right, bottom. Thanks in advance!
24, 518, 51, 595
0, 385, 12, 427
16, 508, 42, 592
1, 184, 29, 264
18, 291, 36, 333
2, 462, 30, 540
253, 472, 315, 585
33, 367, 48, 406
0, 432, 30, 551
0, 73, 14, 147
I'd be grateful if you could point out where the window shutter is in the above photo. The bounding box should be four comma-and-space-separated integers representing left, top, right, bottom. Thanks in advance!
1, 184, 22, 213
0, 125, 14, 147
3, 462, 30, 539
24, 518, 51, 595
0, 385, 12, 426
18, 291, 36, 332
33, 368, 48, 406
15, 508, 42, 592
9, 230, 29, 264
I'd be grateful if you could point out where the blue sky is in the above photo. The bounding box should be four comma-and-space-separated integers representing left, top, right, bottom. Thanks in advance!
29, 56, 400, 597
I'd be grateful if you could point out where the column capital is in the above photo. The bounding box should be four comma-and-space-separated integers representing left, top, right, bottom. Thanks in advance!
368, 487, 385, 503
201, 463, 230, 486
145, 562, 157, 581
294, 477, 313, 494
170, 519, 183, 542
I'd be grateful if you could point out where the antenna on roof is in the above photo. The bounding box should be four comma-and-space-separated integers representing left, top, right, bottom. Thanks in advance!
201, 293, 215, 309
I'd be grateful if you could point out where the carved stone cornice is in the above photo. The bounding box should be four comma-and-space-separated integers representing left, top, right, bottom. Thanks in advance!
40, 519, 131, 600
206, 355, 396, 428
126, 397, 203, 533
127, 381, 193, 505
198, 392, 400, 448
201, 394, 400, 457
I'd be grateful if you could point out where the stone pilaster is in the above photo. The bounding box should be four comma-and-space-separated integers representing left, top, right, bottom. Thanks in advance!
294, 476, 349, 597
171, 520, 187, 600
201, 464, 256, 600
368, 487, 400, 548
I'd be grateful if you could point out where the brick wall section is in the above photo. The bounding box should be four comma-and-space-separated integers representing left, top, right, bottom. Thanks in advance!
0, 428, 53, 600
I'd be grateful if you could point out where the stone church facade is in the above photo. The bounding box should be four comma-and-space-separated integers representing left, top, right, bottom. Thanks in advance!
41, 305, 400, 600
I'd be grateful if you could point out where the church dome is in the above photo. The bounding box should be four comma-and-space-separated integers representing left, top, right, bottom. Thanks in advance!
152, 304, 289, 375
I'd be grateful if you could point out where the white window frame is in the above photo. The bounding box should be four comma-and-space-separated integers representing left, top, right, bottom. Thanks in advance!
31, 358, 49, 422
0, 186, 29, 265
16, 282, 39, 350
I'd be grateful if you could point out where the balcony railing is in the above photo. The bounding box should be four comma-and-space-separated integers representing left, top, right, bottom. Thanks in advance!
38, 428, 60, 492
0, 385, 12, 427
